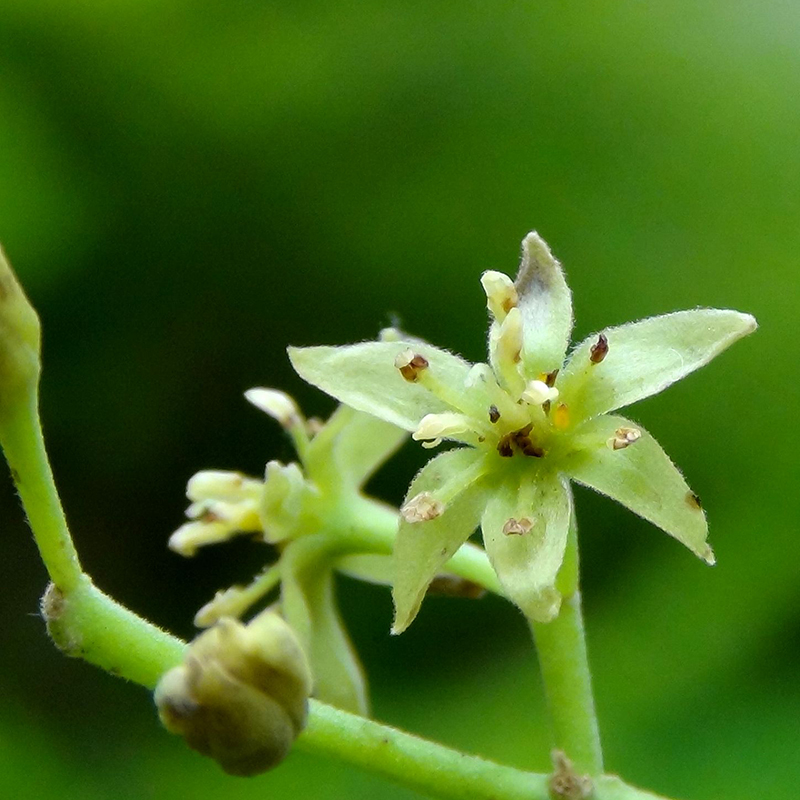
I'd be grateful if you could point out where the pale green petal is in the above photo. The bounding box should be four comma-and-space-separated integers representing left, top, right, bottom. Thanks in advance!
481, 471, 571, 623
289, 341, 473, 432
280, 537, 369, 715
392, 448, 488, 633
562, 414, 713, 563
305, 404, 407, 489
559, 309, 757, 421
514, 232, 573, 377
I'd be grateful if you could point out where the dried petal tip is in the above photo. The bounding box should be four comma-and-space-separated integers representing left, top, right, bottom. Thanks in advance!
502, 517, 533, 535
245, 388, 301, 428
608, 426, 641, 450
701, 546, 716, 566
394, 349, 429, 382
481, 270, 518, 321
589, 333, 609, 364
401, 492, 444, 523
154, 612, 312, 777
549, 750, 593, 800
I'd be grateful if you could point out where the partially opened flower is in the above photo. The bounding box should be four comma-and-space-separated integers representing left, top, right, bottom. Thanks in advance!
169, 389, 407, 715
290, 232, 756, 632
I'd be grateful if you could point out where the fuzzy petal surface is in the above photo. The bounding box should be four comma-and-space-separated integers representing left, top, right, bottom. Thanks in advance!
562, 414, 713, 562
514, 232, 574, 377
289, 341, 473, 431
559, 309, 757, 421
306, 404, 407, 488
481, 471, 571, 623
392, 447, 488, 633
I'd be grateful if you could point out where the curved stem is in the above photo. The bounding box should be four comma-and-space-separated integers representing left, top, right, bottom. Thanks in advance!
529, 516, 603, 775
0, 391, 82, 592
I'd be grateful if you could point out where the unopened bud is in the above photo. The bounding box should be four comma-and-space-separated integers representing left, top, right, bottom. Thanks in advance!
0, 246, 41, 416
154, 611, 312, 777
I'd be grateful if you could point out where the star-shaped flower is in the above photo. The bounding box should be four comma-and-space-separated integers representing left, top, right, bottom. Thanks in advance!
289, 232, 756, 631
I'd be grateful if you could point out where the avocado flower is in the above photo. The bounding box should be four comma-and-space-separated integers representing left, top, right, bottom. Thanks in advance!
289, 232, 756, 632
169, 388, 407, 715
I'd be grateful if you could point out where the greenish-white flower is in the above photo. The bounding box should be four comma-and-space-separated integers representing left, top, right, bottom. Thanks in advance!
289, 232, 756, 632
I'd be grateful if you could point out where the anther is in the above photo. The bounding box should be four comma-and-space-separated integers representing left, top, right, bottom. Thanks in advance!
394, 349, 429, 382
686, 492, 702, 510
503, 517, 533, 535
608, 426, 641, 450
545, 369, 559, 388
522, 379, 559, 406
488, 405, 500, 423
552, 403, 570, 430
590, 333, 609, 364
497, 436, 514, 458
401, 492, 444, 523
481, 270, 519, 321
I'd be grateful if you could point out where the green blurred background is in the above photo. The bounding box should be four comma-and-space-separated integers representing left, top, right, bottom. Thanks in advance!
1, 1, 797, 798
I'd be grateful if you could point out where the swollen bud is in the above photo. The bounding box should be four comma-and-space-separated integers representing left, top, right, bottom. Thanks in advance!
0, 246, 41, 416
154, 610, 312, 777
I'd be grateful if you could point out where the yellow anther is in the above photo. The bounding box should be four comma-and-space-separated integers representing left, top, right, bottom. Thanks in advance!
552, 403, 570, 430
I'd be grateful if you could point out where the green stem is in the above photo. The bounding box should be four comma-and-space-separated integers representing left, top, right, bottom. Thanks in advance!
529, 517, 603, 775
0, 392, 82, 592
39, 578, 667, 800
340, 495, 502, 594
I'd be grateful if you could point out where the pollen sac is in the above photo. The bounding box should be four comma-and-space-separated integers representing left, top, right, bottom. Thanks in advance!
412, 412, 470, 442
481, 270, 519, 321
502, 517, 533, 535
401, 492, 444, 523
552, 402, 570, 430
488, 405, 501, 423
245, 388, 301, 428
521, 379, 559, 406
154, 611, 312, 777
394, 349, 429, 382
608, 426, 642, 450
589, 333, 609, 364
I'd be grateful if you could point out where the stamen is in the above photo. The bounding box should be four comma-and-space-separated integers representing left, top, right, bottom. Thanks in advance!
544, 369, 559, 388
497, 436, 514, 458
521, 379, 559, 406
481, 270, 518, 321
590, 333, 609, 364
245, 388, 301, 428
502, 517, 533, 535
488, 405, 500, 423
512, 423, 545, 457
401, 492, 444, 523
686, 492, 702, 510
394, 349, 429, 382
552, 402, 570, 430
412, 412, 471, 442
608, 426, 641, 450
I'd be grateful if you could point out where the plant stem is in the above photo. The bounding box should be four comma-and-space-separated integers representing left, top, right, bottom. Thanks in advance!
529, 515, 603, 775
342, 495, 502, 594
0, 392, 82, 592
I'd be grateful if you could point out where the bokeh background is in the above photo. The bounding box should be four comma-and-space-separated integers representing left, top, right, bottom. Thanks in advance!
1, 2, 798, 798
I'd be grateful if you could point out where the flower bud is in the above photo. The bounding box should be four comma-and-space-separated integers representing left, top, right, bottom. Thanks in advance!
0, 246, 41, 417
154, 611, 312, 777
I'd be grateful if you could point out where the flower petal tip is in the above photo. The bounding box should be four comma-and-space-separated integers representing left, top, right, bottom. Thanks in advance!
701, 546, 716, 566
